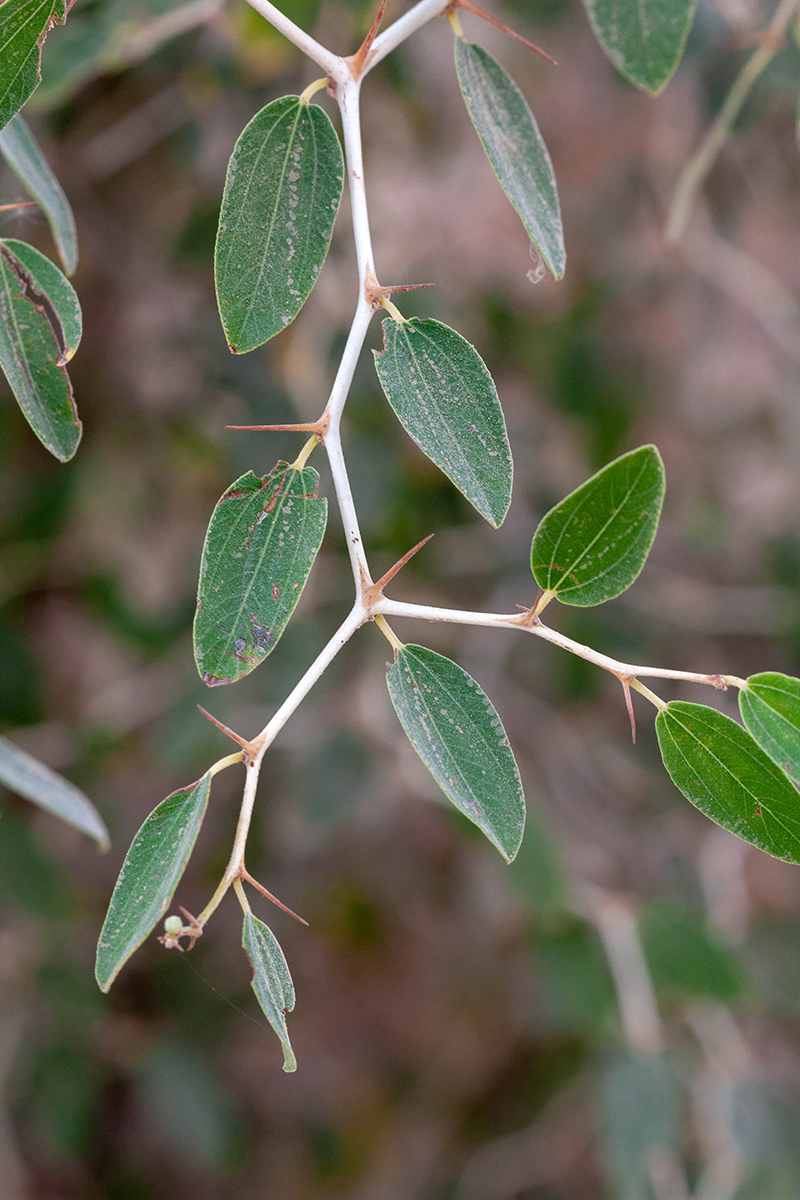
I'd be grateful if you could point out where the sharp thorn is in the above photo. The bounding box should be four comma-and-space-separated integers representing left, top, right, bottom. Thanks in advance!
368, 534, 433, 601
619, 677, 636, 744
453, 0, 557, 63
240, 869, 309, 925
197, 705, 253, 751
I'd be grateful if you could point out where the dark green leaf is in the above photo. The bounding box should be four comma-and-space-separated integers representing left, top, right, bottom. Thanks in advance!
531, 445, 664, 606
4, 238, 80, 357
386, 644, 524, 861
95, 773, 212, 991
656, 701, 800, 864
215, 95, 343, 353
599, 1051, 680, 1199
740, 673, 800, 782
581, 0, 698, 95
454, 38, 565, 280
0, 0, 66, 131
0, 732, 108, 848
194, 462, 327, 686
0, 115, 77, 272
242, 910, 296, 1072
374, 316, 512, 526
0, 237, 81, 460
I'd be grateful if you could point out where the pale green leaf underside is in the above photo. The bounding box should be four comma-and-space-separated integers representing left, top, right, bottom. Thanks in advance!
194, 462, 327, 686
4, 237, 81, 357
374, 316, 512, 527
387, 644, 525, 861
0, 237, 81, 460
455, 38, 565, 280
215, 95, 343, 353
581, 0, 698, 95
242, 911, 296, 1072
0, 0, 66, 131
531, 445, 664, 606
0, 115, 77, 272
0, 732, 108, 848
656, 701, 800, 864
95, 773, 212, 991
740, 673, 800, 782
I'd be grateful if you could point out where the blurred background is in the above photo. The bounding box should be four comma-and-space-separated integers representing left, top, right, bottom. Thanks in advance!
3, 0, 800, 1195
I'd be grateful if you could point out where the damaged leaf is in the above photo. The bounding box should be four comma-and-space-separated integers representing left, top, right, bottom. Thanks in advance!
194, 462, 327, 685
0, 0, 67, 131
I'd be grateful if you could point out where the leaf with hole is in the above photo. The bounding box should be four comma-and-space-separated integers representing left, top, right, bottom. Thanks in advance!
581, 0, 698, 95
455, 38, 565, 280
215, 95, 343, 353
386, 644, 525, 861
0, 237, 81, 460
740, 673, 800, 783
95, 773, 212, 992
0, 115, 77, 272
531, 445, 664, 607
194, 462, 327, 686
0, 0, 67, 131
242, 910, 296, 1072
0, 733, 108, 848
374, 316, 513, 527
656, 701, 800, 864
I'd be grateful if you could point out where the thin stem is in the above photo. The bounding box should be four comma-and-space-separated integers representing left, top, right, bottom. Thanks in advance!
290, 433, 319, 469
375, 597, 732, 690
630, 678, 668, 713
666, 0, 800, 242
209, 751, 244, 776
300, 76, 329, 104
374, 613, 404, 652
365, 0, 450, 73
243, 0, 340, 73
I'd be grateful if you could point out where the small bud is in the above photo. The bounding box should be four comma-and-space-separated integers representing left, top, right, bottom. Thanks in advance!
164, 915, 183, 936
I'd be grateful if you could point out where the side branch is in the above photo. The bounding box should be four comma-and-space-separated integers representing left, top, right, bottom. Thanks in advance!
374, 597, 733, 690
243, 0, 340, 72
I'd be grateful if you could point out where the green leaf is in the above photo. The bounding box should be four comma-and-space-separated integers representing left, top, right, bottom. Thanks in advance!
454, 38, 565, 280
95, 773, 211, 991
4, 238, 80, 357
0, 237, 81, 460
194, 462, 327, 686
0, 0, 67, 131
531, 445, 664, 606
215, 95, 343, 353
0, 115, 77, 273
581, 0, 698, 96
0, 732, 108, 848
373, 316, 512, 526
740, 674, 800, 783
656, 701, 800, 864
599, 1051, 680, 1199
386, 644, 525, 861
241, 910, 296, 1072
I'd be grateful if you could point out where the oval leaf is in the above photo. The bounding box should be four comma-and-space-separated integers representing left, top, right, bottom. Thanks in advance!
194, 462, 327, 686
656, 701, 800, 864
740, 673, 800, 782
0, 237, 81, 460
215, 95, 344, 353
455, 38, 565, 280
95, 773, 212, 991
531, 445, 664, 607
386, 644, 525, 861
4, 237, 81, 357
581, 0, 698, 96
0, 0, 66, 131
0, 114, 77, 272
242, 911, 296, 1072
0, 732, 108, 848
374, 316, 513, 527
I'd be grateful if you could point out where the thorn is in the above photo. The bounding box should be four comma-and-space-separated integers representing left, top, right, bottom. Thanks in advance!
516, 588, 543, 626
178, 906, 203, 950
618, 676, 636, 744
451, 0, 557, 63
197, 705, 255, 758
348, 0, 389, 77
366, 281, 435, 308
0, 202, 38, 213
226, 422, 321, 432
240, 868, 309, 925
365, 534, 433, 605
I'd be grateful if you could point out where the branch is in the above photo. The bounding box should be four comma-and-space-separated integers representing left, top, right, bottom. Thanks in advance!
365, 0, 450, 73
374, 597, 735, 691
243, 0, 341, 72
